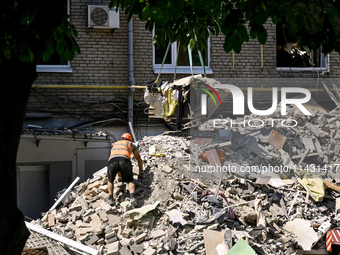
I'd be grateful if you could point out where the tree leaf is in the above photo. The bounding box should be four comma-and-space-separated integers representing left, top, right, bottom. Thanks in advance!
250, 27, 257, 39
72, 38, 80, 54
232, 34, 242, 54
167, 27, 175, 43
271, 15, 281, 24
224, 34, 233, 53
221, 25, 232, 37
257, 25, 267, 44
71, 25, 78, 37
253, 4, 269, 25
236, 25, 249, 43
142, 6, 153, 20
323, 0, 340, 34
56, 36, 66, 55
189, 38, 195, 50
3, 49, 11, 60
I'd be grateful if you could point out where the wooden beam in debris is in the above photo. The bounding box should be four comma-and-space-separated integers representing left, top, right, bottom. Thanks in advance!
26, 222, 100, 255
323, 179, 340, 193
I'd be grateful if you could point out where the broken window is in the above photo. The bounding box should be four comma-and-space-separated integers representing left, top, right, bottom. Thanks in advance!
276, 23, 327, 70
153, 26, 212, 74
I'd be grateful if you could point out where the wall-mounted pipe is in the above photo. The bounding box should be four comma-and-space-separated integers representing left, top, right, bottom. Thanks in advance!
128, 19, 135, 134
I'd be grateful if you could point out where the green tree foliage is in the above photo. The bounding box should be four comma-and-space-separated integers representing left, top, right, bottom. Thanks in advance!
0, 1, 80, 65
110, 0, 340, 54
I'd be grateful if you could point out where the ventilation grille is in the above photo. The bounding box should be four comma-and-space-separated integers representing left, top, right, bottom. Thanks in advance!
88, 6, 109, 27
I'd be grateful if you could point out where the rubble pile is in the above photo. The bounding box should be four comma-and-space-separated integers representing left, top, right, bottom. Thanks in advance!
29, 104, 340, 255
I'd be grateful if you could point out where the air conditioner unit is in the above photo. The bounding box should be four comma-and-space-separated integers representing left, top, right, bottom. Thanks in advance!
88, 5, 119, 29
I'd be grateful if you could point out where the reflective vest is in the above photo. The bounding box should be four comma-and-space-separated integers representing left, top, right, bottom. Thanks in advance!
110, 140, 132, 159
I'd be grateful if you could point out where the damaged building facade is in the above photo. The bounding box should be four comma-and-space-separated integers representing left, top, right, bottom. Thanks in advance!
18, 0, 340, 254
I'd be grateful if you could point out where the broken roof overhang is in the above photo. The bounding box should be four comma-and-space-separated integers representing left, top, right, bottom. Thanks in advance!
21, 134, 114, 144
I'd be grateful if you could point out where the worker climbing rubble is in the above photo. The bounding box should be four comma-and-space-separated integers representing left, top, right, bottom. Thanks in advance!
107, 133, 143, 207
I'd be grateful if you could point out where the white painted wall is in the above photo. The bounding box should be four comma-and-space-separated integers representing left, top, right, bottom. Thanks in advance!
17, 138, 110, 180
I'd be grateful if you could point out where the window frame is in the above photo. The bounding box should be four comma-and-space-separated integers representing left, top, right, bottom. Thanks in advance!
36, 0, 73, 73
276, 49, 328, 72
152, 28, 213, 74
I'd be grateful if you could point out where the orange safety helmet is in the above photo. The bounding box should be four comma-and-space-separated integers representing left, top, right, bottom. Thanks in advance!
121, 133, 132, 141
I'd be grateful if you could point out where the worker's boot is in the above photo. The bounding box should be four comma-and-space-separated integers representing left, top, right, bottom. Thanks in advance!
130, 193, 138, 207
130, 198, 138, 208
107, 195, 115, 206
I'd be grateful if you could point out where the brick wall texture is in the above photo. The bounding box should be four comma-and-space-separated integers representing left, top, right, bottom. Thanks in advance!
30, 0, 340, 123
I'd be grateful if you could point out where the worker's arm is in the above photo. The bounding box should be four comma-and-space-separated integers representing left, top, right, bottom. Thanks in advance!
133, 149, 143, 175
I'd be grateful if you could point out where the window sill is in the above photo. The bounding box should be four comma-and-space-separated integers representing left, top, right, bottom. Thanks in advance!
276, 67, 327, 72
37, 66, 73, 73
153, 67, 213, 74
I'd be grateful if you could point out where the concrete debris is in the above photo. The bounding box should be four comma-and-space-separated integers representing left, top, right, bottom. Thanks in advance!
203, 229, 225, 255
27, 106, 340, 254
284, 219, 319, 251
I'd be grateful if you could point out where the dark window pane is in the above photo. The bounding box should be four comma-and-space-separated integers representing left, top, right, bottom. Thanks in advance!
177, 46, 208, 66
155, 42, 172, 64
38, 0, 68, 66
38, 53, 68, 65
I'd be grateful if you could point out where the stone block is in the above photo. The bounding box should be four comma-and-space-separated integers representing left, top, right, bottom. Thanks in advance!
88, 180, 101, 190
85, 234, 99, 246
105, 231, 117, 240
136, 216, 155, 229
106, 241, 120, 255
98, 209, 108, 222
107, 214, 121, 226
122, 228, 133, 238
99, 184, 108, 192
151, 229, 166, 239
69, 204, 82, 212
132, 245, 143, 254
79, 233, 90, 243
161, 165, 172, 174
143, 247, 156, 255
105, 231, 118, 244
120, 244, 136, 255
133, 233, 147, 244
90, 213, 101, 228
100, 191, 109, 200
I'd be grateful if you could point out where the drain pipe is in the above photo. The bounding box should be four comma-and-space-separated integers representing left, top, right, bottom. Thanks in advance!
128, 19, 135, 135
